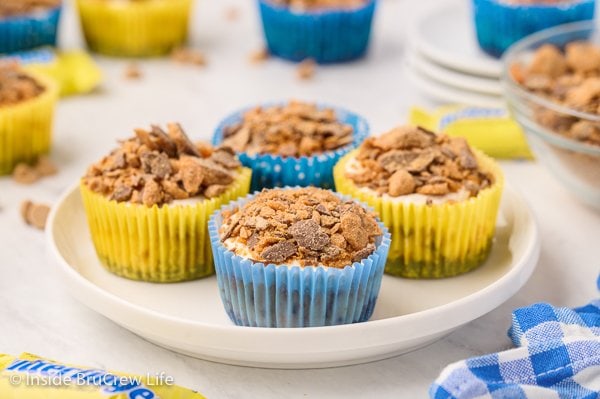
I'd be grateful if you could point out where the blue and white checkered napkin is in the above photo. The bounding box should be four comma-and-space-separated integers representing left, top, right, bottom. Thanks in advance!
430, 280, 600, 399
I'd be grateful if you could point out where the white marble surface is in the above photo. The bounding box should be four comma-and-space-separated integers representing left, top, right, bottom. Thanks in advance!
0, 0, 599, 398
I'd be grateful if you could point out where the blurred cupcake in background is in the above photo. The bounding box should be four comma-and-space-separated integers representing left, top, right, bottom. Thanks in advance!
212, 100, 369, 191
258, 0, 377, 63
0, 63, 58, 175
80, 123, 251, 282
76, 0, 193, 57
473, 0, 595, 58
334, 125, 504, 279
0, 0, 62, 54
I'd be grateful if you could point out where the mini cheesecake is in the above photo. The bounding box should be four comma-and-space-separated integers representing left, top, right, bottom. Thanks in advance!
209, 187, 391, 327
80, 123, 252, 282
334, 125, 504, 278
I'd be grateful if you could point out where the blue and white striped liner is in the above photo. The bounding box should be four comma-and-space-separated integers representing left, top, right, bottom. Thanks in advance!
0, 7, 61, 54
258, 0, 376, 63
473, 0, 595, 58
212, 102, 369, 192
208, 189, 391, 328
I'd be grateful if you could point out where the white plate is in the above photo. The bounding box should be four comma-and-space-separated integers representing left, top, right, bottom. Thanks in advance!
407, 50, 502, 96
47, 184, 540, 369
406, 63, 505, 108
410, 0, 502, 78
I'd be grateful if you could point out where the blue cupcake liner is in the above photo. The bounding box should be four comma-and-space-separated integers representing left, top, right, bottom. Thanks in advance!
208, 190, 391, 328
0, 7, 61, 54
212, 102, 369, 192
258, 0, 376, 63
472, 0, 595, 58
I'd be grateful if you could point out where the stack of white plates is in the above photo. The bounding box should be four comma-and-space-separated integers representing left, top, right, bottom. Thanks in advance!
406, 0, 505, 108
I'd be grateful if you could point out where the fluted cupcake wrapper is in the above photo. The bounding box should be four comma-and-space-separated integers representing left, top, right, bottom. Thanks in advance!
473, 0, 595, 58
258, 0, 376, 63
334, 149, 504, 279
208, 190, 391, 328
76, 0, 193, 57
212, 103, 369, 191
0, 7, 61, 53
0, 74, 58, 175
80, 168, 252, 283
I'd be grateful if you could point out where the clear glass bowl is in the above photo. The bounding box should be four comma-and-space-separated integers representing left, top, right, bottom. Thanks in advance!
502, 20, 600, 210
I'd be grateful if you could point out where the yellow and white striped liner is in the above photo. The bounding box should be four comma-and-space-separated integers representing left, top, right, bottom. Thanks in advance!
76, 0, 193, 57
334, 150, 504, 278
80, 167, 252, 283
0, 73, 58, 175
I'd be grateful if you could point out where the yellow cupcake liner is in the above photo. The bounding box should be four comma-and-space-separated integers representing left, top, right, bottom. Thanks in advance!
334, 150, 504, 278
80, 167, 252, 283
0, 74, 58, 175
76, 0, 193, 57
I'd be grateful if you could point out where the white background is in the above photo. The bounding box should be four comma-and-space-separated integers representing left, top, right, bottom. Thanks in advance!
0, 0, 598, 397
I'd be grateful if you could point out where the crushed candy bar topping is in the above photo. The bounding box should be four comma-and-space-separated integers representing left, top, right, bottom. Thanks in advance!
0, 64, 45, 107
269, 0, 366, 10
345, 126, 493, 198
124, 63, 142, 80
297, 59, 316, 80
511, 42, 600, 146
249, 48, 270, 64
13, 156, 58, 184
221, 101, 354, 157
82, 124, 242, 207
0, 0, 60, 17
170, 47, 207, 66
21, 200, 50, 230
220, 187, 382, 268
224, 6, 240, 21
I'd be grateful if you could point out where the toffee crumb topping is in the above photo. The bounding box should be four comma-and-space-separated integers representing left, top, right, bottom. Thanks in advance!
0, 64, 45, 107
82, 124, 242, 207
220, 187, 382, 268
221, 100, 354, 157
345, 126, 493, 198
511, 42, 600, 146
0, 0, 60, 17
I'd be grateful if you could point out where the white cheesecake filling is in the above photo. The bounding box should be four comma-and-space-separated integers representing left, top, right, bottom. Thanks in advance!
223, 237, 254, 259
170, 197, 207, 206
223, 236, 316, 267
